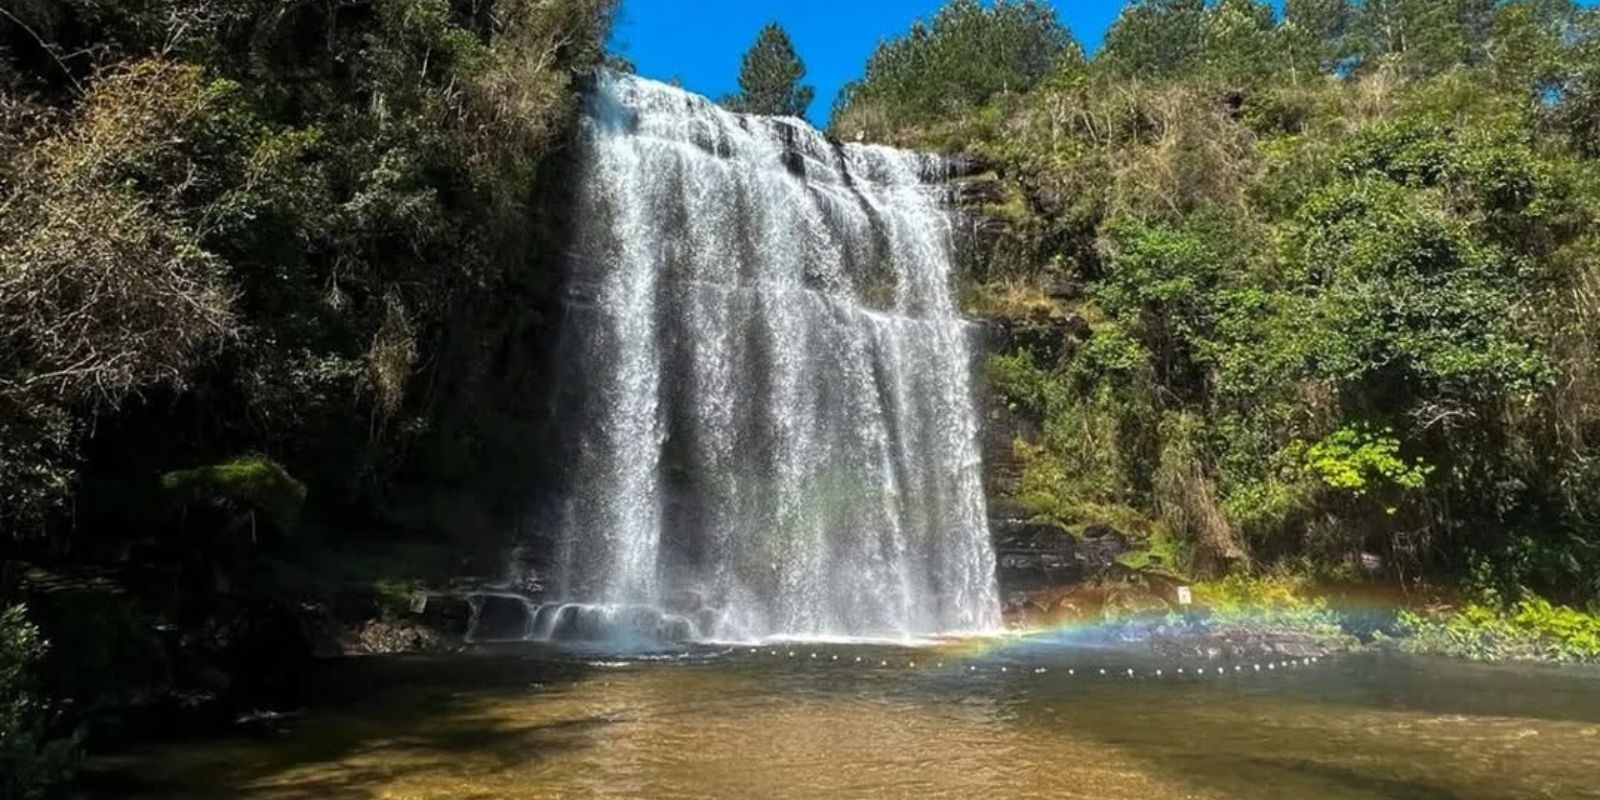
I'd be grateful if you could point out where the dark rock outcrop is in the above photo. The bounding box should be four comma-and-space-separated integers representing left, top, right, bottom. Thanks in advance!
945, 152, 997, 178
994, 521, 1133, 596
468, 592, 536, 642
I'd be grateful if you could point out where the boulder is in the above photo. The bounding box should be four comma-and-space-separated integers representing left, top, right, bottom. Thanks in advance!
945, 152, 997, 178
993, 519, 1133, 596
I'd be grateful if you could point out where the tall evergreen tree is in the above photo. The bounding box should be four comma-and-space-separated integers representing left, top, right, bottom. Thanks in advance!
1283, 0, 1354, 74
1353, 0, 1495, 76
1202, 0, 1278, 86
722, 22, 815, 118
829, 0, 1071, 135
1099, 0, 1206, 79
1487, 0, 1575, 94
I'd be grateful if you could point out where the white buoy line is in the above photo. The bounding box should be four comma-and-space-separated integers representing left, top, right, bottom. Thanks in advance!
740, 649, 1326, 680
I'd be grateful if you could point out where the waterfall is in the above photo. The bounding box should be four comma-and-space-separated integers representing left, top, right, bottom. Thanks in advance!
545, 71, 999, 642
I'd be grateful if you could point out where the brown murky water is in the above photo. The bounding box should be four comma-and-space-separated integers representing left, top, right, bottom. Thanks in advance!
85, 641, 1600, 799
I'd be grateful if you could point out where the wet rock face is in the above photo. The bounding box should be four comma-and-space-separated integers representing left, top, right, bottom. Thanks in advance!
944, 152, 997, 179
945, 151, 1120, 611
470, 593, 535, 642
968, 312, 1102, 608
993, 522, 1133, 599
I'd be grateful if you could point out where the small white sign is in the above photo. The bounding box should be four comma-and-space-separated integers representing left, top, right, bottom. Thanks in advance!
1176, 586, 1193, 606
409, 592, 429, 615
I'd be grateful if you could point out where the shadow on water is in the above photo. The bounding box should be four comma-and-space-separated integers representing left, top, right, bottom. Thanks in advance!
80, 646, 609, 800
1240, 758, 1471, 800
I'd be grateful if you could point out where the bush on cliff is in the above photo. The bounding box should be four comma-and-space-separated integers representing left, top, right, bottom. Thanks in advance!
863, 0, 1600, 607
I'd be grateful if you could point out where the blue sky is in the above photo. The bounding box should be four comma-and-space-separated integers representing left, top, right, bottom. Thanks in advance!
613, 0, 1596, 126
611, 1, 1134, 126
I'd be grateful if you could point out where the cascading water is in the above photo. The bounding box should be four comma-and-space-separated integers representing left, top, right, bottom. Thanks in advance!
542, 71, 999, 642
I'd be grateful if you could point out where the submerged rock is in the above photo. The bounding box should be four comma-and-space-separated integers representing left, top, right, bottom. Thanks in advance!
1148, 623, 1352, 661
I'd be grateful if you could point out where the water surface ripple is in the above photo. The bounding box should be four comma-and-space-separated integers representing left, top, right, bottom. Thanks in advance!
89, 646, 1600, 799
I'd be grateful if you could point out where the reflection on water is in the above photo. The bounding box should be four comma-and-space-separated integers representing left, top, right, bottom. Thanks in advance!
86, 644, 1600, 799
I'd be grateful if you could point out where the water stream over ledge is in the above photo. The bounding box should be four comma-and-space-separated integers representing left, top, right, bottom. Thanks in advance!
87, 646, 1600, 800
543, 71, 999, 643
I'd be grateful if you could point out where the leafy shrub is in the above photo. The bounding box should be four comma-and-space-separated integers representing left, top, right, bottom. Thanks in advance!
1, 60, 238, 534
161, 456, 307, 533
1114, 526, 1188, 579
1, 0, 618, 544
1191, 573, 1347, 638
1399, 596, 1600, 662
1, 604, 73, 800
1300, 424, 1432, 497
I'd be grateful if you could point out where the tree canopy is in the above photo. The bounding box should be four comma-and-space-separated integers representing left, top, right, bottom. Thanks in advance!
830, 0, 1074, 137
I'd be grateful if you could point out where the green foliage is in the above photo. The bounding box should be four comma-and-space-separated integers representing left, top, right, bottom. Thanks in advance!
722, 22, 814, 117
1098, 0, 1206, 80
1399, 596, 1600, 662
160, 456, 307, 533
1464, 534, 1600, 610
1283, 0, 1354, 74
1300, 425, 1432, 496
830, 0, 1073, 138
990, 339, 1153, 528
1349, 0, 1495, 77
1202, 0, 1279, 86
1, 604, 72, 800
1286, 178, 1545, 392
1, 0, 618, 543
1189, 573, 1347, 638
1098, 218, 1230, 389
856, 0, 1600, 598
1, 60, 238, 533
1115, 527, 1187, 579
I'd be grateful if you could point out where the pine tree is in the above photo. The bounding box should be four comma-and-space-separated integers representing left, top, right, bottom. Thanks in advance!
722, 22, 815, 118
1283, 0, 1354, 74
1099, 0, 1206, 79
1352, 0, 1496, 76
1487, 0, 1574, 93
1202, 0, 1278, 86
828, 0, 1070, 135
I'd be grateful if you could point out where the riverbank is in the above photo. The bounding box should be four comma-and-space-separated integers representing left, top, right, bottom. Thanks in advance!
1006, 573, 1600, 666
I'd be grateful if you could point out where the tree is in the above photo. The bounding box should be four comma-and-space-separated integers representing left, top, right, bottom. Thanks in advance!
0, 0, 621, 540
722, 22, 814, 117
1202, 0, 1279, 86
1283, 0, 1354, 75
1487, 0, 1575, 95
1098, 0, 1206, 79
1351, 0, 1495, 76
828, 0, 1073, 136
